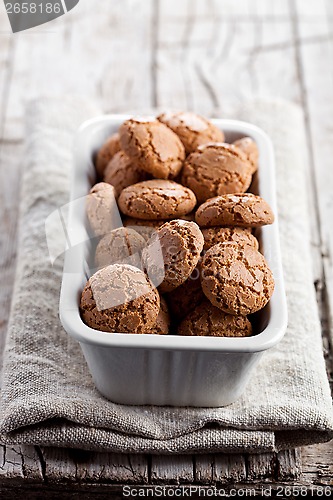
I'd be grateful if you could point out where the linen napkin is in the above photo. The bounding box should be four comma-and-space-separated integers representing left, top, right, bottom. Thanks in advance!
0, 97, 332, 454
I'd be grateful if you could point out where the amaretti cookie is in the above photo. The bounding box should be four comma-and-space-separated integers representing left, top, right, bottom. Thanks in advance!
148, 296, 170, 335
119, 118, 185, 179
118, 180, 197, 220
123, 217, 166, 241
178, 300, 252, 337
181, 143, 252, 203
202, 227, 259, 252
95, 227, 146, 268
195, 193, 275, 228
165, 266, 205, 322
233, 137, 259, 174
144, 219, 204, 293
95, 133, 121, 178
104, 151, 149, 197
80, 264, 160, 333
201, 243, 275, 316
86, 182, 119, 237
157, 111, 225, 154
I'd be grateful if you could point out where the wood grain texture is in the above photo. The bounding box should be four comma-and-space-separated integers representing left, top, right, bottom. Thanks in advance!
0, 0, 332, 491
294, 0, 333, 353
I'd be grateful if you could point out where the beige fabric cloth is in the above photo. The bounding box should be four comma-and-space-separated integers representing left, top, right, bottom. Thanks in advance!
0, 97, 332, 454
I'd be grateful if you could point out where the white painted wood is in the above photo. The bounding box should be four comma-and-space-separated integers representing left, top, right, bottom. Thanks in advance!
294, 0, 333, 345
1, 0, 155, 140
0, 0, 332, 490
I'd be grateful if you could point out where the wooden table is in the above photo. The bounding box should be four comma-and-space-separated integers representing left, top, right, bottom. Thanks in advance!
0, 0, 332, 497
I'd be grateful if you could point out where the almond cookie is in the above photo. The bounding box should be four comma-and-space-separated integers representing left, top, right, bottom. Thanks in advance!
104, 151, 149, 197
201, 243, 274, 316
95, 133, 121, 178
123, 218, 167, 242
233, 137, 259, 174
119, 118, 185, 179
202, 227, 259, 252
178, 300, 252, 337
118, 180, 197, 220
144, 219, 204, 293
165, 266, 205, 322
86, 182, 120, 237
95, 227, 146, 268
148, 296, 170, 335
181, 143, 252, 203
157, 111, 225, 154
195, 193, 274, 228
80, 264, 160, 334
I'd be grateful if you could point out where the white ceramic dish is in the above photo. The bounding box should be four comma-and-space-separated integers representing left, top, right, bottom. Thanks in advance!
59, 115, 288, 407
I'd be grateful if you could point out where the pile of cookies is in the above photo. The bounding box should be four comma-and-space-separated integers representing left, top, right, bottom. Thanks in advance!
80, 112, 275, 338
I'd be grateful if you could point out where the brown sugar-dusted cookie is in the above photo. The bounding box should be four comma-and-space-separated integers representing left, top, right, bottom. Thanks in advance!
195, 193, 275, 228
103, 151, 149, 197
118, 180, 197, 220
119, 118, 185, 179
86, 182, 119, 237
165, 266, 205, 322
95, 227, 146, 268
201, 243, 274, 316
233, 137, 259, 174
202, 226, 259, 252
147, 296, 170, 335
157, 111, 225, 154
181, 143, 252, 203
80, 264, 160, 334
144, 219, 204, 293
178, 300, 252, 337
95, 133, 121, 178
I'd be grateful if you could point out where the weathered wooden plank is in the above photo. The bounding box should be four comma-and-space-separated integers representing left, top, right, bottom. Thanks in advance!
0, 445, 43, 480
0, 0, 332, 489
2, 0, 155, 141
194, 454, 215, 483
293, 0, 333, 348
150, 455, 194, 484
157, 0, 300, 115
39, 448, 148, 484
301, 442, 333, 486
247, 453, 276, 481
214, 454, 247, 483
278, 449, 302, 481
247, 450, 301, 482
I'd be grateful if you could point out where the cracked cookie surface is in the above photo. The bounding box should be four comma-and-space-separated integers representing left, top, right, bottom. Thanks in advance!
202, 226, 259, 252
147, 296, 170, 335
178, 299, 252, 337
86, 182, 118, 237
118, 180, 197, 220
80, 264, 160, 333
95, 133, 121, 178
233, 137, 259, 174
104, 151, 149, 197
157, 111, 225, 154
195, 193, 274, 228
95, 227, 146, 268
119, 118, 185, 179
144, 219, 204, 293
181, 143, 252, 203
201, 242, 275, 315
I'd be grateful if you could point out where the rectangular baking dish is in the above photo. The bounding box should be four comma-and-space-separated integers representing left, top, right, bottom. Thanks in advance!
59, 114, 288, 407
